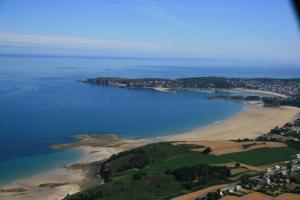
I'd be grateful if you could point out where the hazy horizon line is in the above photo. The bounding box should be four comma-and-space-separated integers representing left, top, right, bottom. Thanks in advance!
1, 53, 300, 65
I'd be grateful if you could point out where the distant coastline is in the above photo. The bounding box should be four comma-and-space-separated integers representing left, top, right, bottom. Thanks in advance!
82, 76, 300, 98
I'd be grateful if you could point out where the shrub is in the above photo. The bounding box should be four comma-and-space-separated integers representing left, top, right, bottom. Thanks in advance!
168, 164, 230, 189
202, 147, 212, 155
132, 171, 146, 180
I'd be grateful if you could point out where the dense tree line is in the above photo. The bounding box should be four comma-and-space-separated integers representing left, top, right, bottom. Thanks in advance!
197, 191, 221, 200
262, 96, 300, 108
64, 173, 184, 200
100, 149, 149, 182
99, 142, 198, 182
166, 164, 230, 189
64, 187, 103, 200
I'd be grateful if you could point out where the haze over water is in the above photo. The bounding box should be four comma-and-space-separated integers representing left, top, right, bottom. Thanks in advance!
0, 55, 299, 184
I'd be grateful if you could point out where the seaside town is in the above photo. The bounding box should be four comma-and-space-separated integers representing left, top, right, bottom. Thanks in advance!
84, 77, 300, 98
229, 78, 300, 98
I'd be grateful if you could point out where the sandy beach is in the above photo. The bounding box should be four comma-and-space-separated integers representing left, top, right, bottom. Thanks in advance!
161, 103, 300, 141
0, 136, 144, 200
233, 88, 288, 98
0, 168, 83, 200
1, 102, 299, 200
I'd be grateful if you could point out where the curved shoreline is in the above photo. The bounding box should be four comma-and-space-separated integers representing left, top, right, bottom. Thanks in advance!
160, 102, 300, 141
171, 102, 248, 137
1, 100, 299, 200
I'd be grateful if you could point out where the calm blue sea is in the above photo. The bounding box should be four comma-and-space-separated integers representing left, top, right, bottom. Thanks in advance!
0, 55, 299, 184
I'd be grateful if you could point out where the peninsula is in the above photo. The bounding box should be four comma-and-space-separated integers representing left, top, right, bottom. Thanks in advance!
83, 77, 300, 98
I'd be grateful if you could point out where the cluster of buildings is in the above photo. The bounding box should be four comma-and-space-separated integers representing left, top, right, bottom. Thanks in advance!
294, 118, 300, 127
258, 121, 300, 143
261, 158, 300, 186
261, 132, 300, 143
219, 184, 246, 197
243, 156, 300, 194
200, 155, 300, 200
231, 79, 300, 97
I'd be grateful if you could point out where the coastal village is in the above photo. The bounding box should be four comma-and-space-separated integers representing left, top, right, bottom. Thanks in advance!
198, 155, 300, 200
229, 78, 300, 97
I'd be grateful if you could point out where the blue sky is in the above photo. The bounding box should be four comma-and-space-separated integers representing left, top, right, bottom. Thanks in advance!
0, 0, 299, 62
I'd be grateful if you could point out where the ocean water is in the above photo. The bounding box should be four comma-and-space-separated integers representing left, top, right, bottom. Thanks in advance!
0, 55, 299, 184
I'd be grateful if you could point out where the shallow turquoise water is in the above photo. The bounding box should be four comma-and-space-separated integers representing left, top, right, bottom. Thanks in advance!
0, 149, 83, 185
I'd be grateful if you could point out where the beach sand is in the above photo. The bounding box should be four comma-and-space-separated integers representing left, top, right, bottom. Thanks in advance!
0, 168, 82, 200
161, 103, 300, 141
233, 88, 288, 98
0, 138, 143, 200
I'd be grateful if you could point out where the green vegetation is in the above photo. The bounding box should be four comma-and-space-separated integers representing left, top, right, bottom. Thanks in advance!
64, 143, 300, 200
85, 76, 300, 109
84, 77, 300, 101
201, 192, 221, 200
220, 147, 299, 166
242, 142, 264, 149
99, 142, 198, 181
262, 95, 300, 108
202, 147, 212, 154
291, 172, 300, 184
257, 122, 300, 150
146, 146, 299, 172
209, 95, 261, 102
65, 173, 184, 200
167, 164, 230, 190
145, 153, 227, 174
84, 77, 235, 89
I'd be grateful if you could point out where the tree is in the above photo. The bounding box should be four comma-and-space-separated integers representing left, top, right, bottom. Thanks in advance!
202, 147, 212, 155
235, 163, 240, 168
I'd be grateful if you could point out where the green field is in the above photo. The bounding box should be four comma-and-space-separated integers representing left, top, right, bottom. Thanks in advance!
146, 153, 227, 173
219, 147, 300, 166
145, 146, 300, 173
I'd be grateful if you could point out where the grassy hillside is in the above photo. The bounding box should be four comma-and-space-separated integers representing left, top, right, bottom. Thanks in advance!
64, 142, 300, 200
